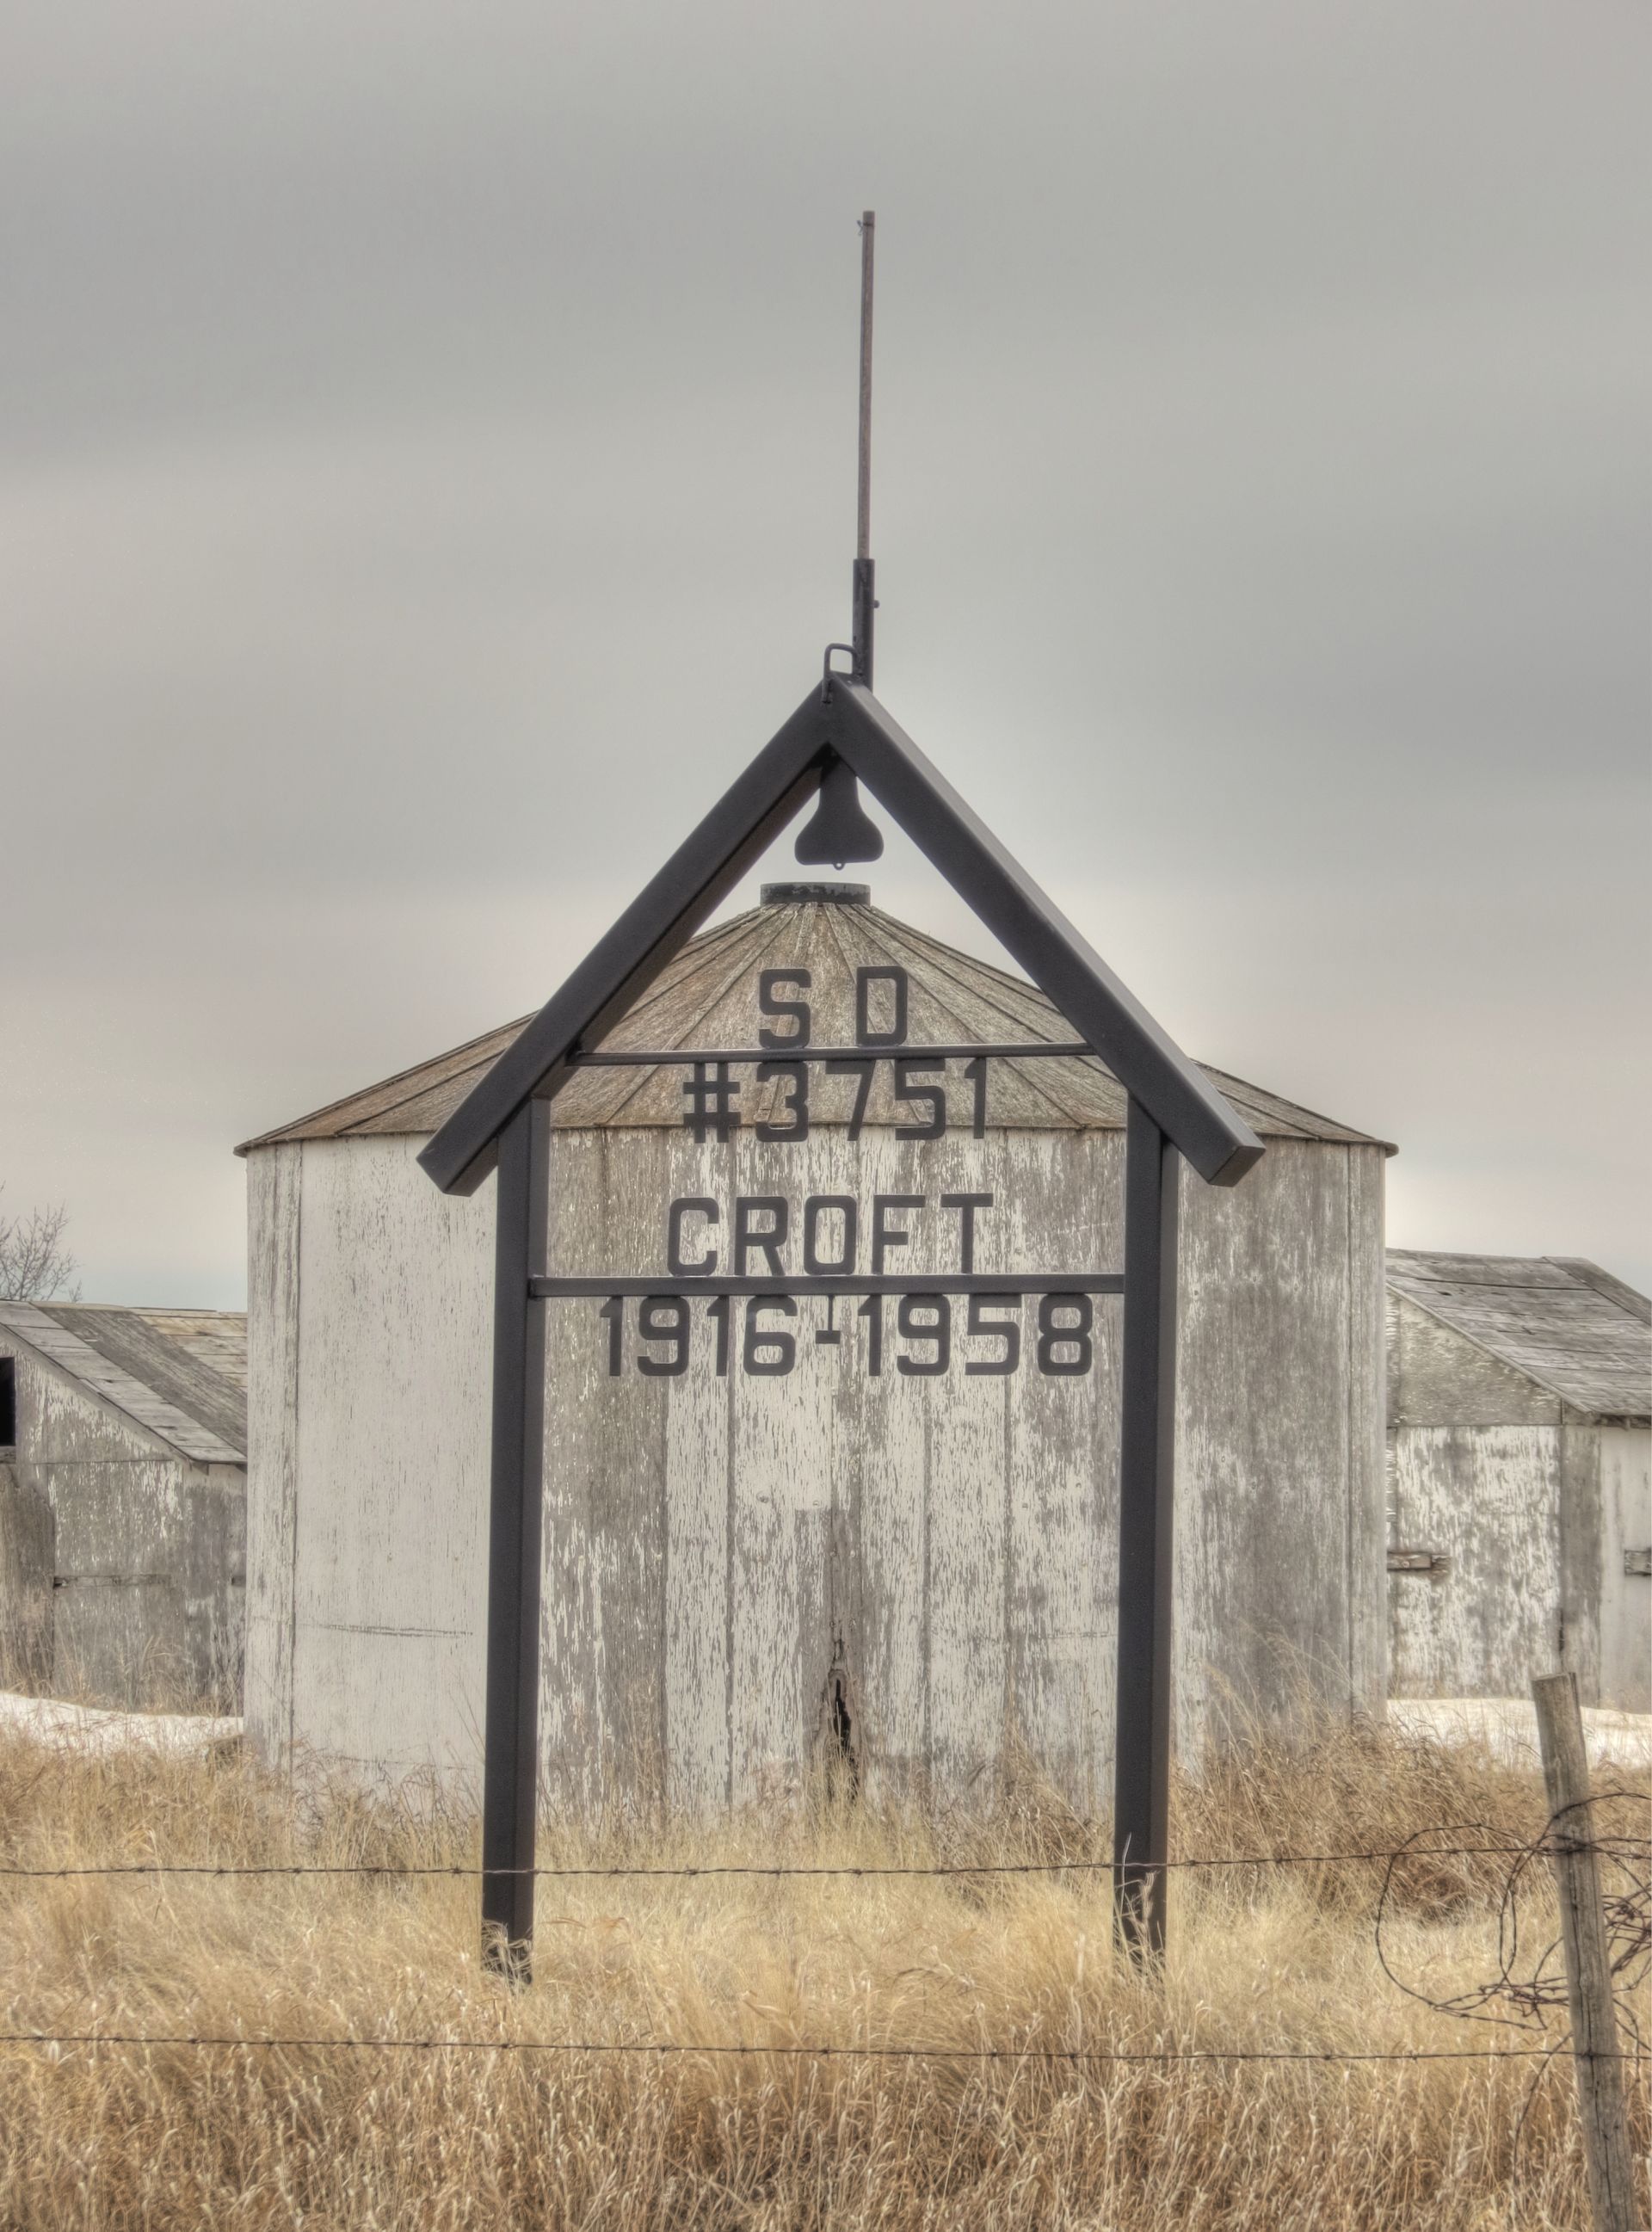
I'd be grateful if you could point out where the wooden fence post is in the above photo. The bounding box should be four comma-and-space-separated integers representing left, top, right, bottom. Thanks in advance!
1531, 1671, 1638, 2232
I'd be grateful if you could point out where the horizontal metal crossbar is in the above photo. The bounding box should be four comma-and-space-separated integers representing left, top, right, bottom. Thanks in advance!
565, 1040, 1094, 1067
529, 1274, 1124, 1298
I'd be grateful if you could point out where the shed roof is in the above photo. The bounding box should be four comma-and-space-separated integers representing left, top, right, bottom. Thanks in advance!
0, 1303, 247, 1465
240, 893, 1389, 1154
1386, 1252, 1651, 1422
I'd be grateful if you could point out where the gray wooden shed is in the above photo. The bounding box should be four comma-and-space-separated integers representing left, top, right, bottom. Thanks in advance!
0, 1304, 246, 1709
1386, 1251, 1650, 1711
241, 885, 1391, 1810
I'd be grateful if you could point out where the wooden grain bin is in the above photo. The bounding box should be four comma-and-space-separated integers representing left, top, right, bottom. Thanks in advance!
1386, 1251, 1651, 1711
239, 886, 1391, 1810
0, 1304, 246, 1710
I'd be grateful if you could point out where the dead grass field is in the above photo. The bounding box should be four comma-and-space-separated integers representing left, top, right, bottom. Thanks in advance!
0, 1712, 1644, 2230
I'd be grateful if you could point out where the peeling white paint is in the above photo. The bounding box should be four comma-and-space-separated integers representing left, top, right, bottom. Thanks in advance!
246, 1125, 1386, 1807
1387, 1290, 1650, 1712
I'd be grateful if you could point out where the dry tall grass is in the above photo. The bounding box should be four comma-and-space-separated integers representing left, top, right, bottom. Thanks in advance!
0, 1713, 1643, 2229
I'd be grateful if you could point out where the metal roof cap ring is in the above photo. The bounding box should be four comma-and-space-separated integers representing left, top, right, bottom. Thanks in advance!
761, 882, 872, 906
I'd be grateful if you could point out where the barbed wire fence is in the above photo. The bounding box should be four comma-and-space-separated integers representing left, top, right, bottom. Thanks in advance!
0, 1805, 1645, 2075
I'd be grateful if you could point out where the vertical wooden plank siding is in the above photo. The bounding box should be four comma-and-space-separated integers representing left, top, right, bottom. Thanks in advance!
1386, 1280, 1649, 1711
256, 1120, 1387, 1807
250, 893, 1420, 1813
530, 1128, 1133, 1813
267, 1123, 1381, 1808
1174, 1142, 1355, 1751
841, 1140, 929, 1802
0, 1351, 53, 1687
538, 1132, 606, 1814
728, 1140, 839, 1806
28, 1377, 196, 1702
1387, 1293, 1560, 1427
0, 1356, 242, 1709
1387, 1427, 1562, 1697
257, 1116, 1384, 1801
1597, 1427, 1651, 1711
663, 1304, 735, 1811
1556, 1422, 1605, 1703
923, 1130, 1013, 1797
593, 1128, 672, 1807
1004, 1134, 1121, 1810
1346, 1148, 1390, 1712
244, 1144, 301, 1760
287, 1139, 492, 1789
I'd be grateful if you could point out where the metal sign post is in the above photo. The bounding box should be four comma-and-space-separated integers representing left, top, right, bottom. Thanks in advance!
1113, 1097, 1181, 1956
428, 218, 1263, 1977
478, 1101, 547, 1962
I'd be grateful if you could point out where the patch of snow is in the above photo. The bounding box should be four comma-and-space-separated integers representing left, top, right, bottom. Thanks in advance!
1389, 1696, 1652, 1776
0, 1689, 242, 1760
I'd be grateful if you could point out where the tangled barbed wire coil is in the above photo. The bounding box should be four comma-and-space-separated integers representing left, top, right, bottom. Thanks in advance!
1374, 1785, 1649, 2055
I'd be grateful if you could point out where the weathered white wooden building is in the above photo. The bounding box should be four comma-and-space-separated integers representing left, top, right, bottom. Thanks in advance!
1386, 1251, 1650, 1711
0, 1304, 246, 1709
241, 885, 1392, 1810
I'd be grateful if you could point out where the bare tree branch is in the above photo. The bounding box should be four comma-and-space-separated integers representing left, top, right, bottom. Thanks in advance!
0, 1190, 82, 1303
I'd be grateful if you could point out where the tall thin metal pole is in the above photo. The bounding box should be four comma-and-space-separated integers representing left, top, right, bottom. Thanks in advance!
1113, 1095, 1180, 1958
852, 210, 876, 687
857, 211, 874, 563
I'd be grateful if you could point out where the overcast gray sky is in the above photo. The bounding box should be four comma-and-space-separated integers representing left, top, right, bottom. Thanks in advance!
3, 0, 1648, 1305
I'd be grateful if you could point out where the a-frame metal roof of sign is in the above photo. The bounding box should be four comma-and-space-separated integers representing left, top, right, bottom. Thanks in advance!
419, 680, 1267, 1197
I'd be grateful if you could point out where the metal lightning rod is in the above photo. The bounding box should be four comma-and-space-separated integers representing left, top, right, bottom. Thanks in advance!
852, 210, 876, 687
798, 213, 886, 866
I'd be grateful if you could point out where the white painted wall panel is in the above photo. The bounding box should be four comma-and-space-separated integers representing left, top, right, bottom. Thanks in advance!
0, 1344, 243, 1707
520, 1128, 1374, 1813
1176, 1144, 1388, 1742
244, 1145, 300, 1760
1388, 1292, 1560, 1427
1387, 1426, 1561, 1699
246, 1074, 1383, 1803
287, 1138, 494, 1792
1598, 1425, 1650, 1711
1385, 1294, 1645, 1709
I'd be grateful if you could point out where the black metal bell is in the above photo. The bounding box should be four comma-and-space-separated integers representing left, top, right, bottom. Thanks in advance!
794, 757, 884, 867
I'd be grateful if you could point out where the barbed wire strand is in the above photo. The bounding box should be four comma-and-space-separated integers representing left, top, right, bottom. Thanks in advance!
3, 1832, 1644, 1884
0, 2032, 1633, 2065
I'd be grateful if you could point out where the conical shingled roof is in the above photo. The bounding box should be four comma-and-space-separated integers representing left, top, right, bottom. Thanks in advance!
238, 892, 1389, 1150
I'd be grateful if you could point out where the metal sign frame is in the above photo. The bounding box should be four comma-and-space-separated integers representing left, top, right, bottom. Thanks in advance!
421, 677, 1263, 1975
